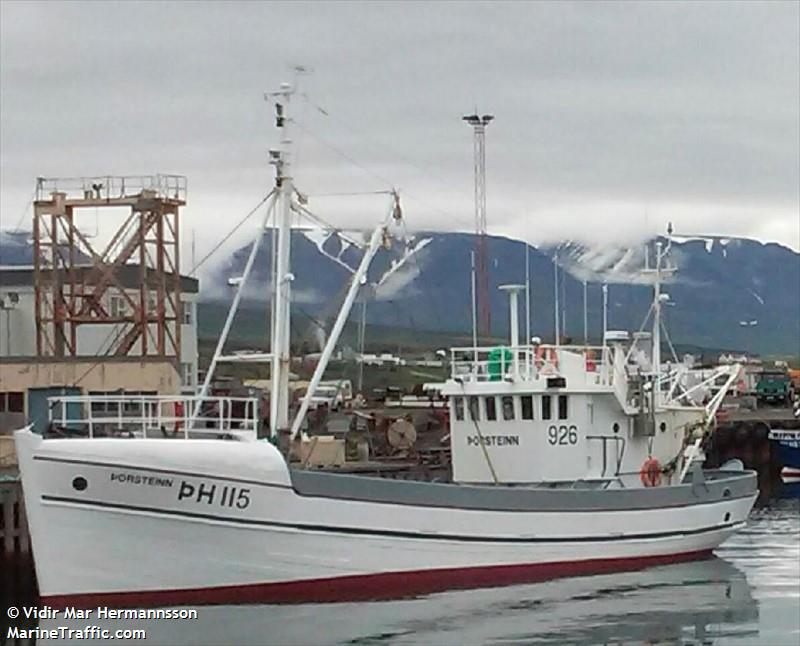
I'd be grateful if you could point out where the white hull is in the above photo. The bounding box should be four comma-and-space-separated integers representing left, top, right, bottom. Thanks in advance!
15, 430, 757, 606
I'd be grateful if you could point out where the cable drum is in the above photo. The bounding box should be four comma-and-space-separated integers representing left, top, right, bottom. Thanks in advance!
387, 418, 417, 452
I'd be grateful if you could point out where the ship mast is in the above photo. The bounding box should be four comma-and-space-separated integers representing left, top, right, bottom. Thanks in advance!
269, 81, 295, 435
647, 226, 675, 404
652, 241, 663, 396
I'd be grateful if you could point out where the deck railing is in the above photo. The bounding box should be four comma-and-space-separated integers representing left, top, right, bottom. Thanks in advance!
46, 395, 259, 441
449, 344, 616, 386
36, 174, 187, 202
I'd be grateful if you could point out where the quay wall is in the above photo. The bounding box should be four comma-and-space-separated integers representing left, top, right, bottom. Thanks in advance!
707, 410, 799, 499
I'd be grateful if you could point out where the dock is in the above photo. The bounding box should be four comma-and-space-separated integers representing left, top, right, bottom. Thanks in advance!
0, 475, 29, 556
707, 406, 799, 498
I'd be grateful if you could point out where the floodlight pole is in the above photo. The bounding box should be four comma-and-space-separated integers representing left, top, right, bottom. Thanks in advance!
463, 112, 493, 341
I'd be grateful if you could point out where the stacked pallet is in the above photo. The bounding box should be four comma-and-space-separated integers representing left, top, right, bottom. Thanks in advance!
0, 479, 29, 555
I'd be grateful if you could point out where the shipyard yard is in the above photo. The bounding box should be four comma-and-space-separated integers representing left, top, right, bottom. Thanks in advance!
1, 2, 799, 645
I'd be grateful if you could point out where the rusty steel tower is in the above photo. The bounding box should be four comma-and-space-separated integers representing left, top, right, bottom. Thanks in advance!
463, 113, 493, 339
32, 175, 187, 358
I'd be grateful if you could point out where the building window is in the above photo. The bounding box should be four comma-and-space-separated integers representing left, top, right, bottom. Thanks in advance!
121, 391, 157, 415
501, 396, 515, 420
110, 295, 128, 317
182, 301, 193, 325
468, 396, 480, 422
89, 391, 119, 415
542, 395, 552, 420
0, 392, 24, 413
521, 395, 533, 420
454, 397, 464, 421
558, 395, 569, 420
181, 363, 194, 387
485, 396, 497, 421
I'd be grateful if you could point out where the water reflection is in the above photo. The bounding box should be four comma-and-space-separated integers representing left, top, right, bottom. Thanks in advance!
1, 554, 38, 644
3, 557, 759, 646
778, 477, 800, 499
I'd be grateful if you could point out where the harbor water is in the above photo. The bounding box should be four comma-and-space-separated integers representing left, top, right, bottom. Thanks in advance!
2, 490, 798, 645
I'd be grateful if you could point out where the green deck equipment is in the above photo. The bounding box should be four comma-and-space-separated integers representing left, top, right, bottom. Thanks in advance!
487, 347, 513, 382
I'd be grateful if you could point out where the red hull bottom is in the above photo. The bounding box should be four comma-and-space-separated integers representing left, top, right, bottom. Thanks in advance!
43, 549, 714, 609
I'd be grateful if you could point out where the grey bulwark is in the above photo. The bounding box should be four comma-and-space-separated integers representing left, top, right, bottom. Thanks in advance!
289, 469, 758, 512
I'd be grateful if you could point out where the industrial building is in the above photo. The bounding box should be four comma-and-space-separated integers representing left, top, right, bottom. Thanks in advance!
0, 264, 199, 387
0, 174, 200, 436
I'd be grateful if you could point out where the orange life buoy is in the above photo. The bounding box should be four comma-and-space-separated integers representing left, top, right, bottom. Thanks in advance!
640, 457, 662, 487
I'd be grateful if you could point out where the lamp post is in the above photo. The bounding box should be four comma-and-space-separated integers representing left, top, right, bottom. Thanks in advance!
463, 112, 493, 340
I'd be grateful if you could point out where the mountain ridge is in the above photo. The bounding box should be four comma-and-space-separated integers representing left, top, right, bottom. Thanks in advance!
199, 230, 799, 355
2, 228, 798, 354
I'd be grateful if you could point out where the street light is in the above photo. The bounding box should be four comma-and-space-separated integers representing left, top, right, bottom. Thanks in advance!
462, 114, 494, 127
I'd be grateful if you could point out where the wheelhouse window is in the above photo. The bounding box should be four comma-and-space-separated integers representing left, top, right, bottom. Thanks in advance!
485, 396, 497, 421
542, 395, 552, 420
520, 395, 533, 420
468, 396, 480, 421
558, 395, 569, 420
501, 396, 515, 420
453, 397, 464, 421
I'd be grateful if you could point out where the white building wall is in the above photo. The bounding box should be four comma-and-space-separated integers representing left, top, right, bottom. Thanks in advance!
180, 296, 199, 392
0, 283, 198, 391
0, 287, 36, 356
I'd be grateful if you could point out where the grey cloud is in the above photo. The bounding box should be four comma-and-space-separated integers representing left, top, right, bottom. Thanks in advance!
1, 1, 797, 258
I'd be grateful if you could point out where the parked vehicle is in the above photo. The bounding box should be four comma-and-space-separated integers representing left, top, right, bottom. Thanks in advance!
756, 370, 791, 405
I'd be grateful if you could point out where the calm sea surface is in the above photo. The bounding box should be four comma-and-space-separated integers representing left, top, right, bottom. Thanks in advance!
2, 487, 798, 645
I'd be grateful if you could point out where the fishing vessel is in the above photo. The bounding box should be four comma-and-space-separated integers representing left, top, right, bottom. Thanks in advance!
769, 428, 800, 478
15, 80, 758, 608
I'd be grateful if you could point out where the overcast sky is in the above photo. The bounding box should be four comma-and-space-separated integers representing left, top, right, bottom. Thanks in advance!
1, 0, 798, 274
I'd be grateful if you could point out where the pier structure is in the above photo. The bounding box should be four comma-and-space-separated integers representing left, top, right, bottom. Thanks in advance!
0, 479, 28, 555
707, 408, 800, 499
32, 175, 187, 359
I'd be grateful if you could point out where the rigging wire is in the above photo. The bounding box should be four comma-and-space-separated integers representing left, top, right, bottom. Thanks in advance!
293, 118, 469, 231
305, 190, 394, 198
298, 94, 472, 230
188, 190, 274, 276
69, 192, 276, 388
397, 216, 447, 334
8, 187, 38, 233
291, 120, 395, 189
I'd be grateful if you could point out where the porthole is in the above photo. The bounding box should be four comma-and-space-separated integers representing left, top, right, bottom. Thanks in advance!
722, 488, 731, 498
724, 512, 731, 522
612, 422, 620, 434
72, 476, 88, 492
659, 422, 667, 433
